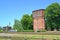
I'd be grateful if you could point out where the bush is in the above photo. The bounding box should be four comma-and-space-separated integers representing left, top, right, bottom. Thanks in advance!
22, 30, 34, 32
0, 30, 3, 32
37, 30, 46, 32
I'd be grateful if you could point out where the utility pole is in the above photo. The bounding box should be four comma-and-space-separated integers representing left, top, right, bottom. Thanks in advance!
9, 22, 11, 26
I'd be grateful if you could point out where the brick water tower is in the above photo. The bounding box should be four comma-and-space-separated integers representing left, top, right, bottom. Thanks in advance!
33, 9, 45, 31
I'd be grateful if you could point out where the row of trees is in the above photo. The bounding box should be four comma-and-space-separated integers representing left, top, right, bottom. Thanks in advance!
13, 2, 60, 31
13, 14, 33, 32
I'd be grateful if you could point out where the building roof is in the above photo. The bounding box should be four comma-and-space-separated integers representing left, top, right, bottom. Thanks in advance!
32, 9, 45, 12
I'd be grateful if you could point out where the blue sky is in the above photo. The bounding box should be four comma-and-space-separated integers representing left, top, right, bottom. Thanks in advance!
0, 0, 60, 27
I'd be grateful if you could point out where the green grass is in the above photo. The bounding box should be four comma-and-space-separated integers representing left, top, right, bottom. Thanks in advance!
0, 34, 60, 40
15, 34, 60, 39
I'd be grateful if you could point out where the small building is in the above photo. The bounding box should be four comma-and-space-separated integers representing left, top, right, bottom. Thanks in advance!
3, 25, 11, 31
33, 9, 45, 31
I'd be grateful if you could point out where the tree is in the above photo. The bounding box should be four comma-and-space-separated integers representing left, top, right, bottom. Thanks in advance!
21, 14, 33, 30
28, 14, 33, 30
13, 19, 23, 32
0, 26, 2, 32
0, 26, 2, 30
45, 3, 60, 31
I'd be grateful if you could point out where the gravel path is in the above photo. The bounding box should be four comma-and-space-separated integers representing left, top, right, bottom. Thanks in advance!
0, 33, 16, 37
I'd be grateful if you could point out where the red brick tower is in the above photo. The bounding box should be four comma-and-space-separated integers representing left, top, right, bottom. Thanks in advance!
33, 9, 45, 31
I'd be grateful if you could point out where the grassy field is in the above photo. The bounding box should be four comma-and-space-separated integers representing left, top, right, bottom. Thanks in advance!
15, 34, 60, 39
0, 34, 60, 40
0, 31, 60, 40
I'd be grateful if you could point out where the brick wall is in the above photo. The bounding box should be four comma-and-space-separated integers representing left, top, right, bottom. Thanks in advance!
33, 9, 45, 31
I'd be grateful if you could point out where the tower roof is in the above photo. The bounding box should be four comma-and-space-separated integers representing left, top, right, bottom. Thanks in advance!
32, 9, 45, 12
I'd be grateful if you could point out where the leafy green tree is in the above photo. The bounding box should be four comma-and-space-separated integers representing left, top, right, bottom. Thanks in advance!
45, 3, 60, 31
21, 14, 29, 30
13, 19, 23, 32
28, 14, 33, 30
0, 26, 2, 32
21, 14, 33, 30
0, 26, 2, 30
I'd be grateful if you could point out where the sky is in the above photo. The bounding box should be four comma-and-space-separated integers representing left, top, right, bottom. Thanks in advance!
0, 0, 60, 27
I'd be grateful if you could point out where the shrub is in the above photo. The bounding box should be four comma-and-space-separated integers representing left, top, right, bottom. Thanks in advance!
0, 30, 3, 32
37, 30, 46, 32
22, 30, 34, 32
